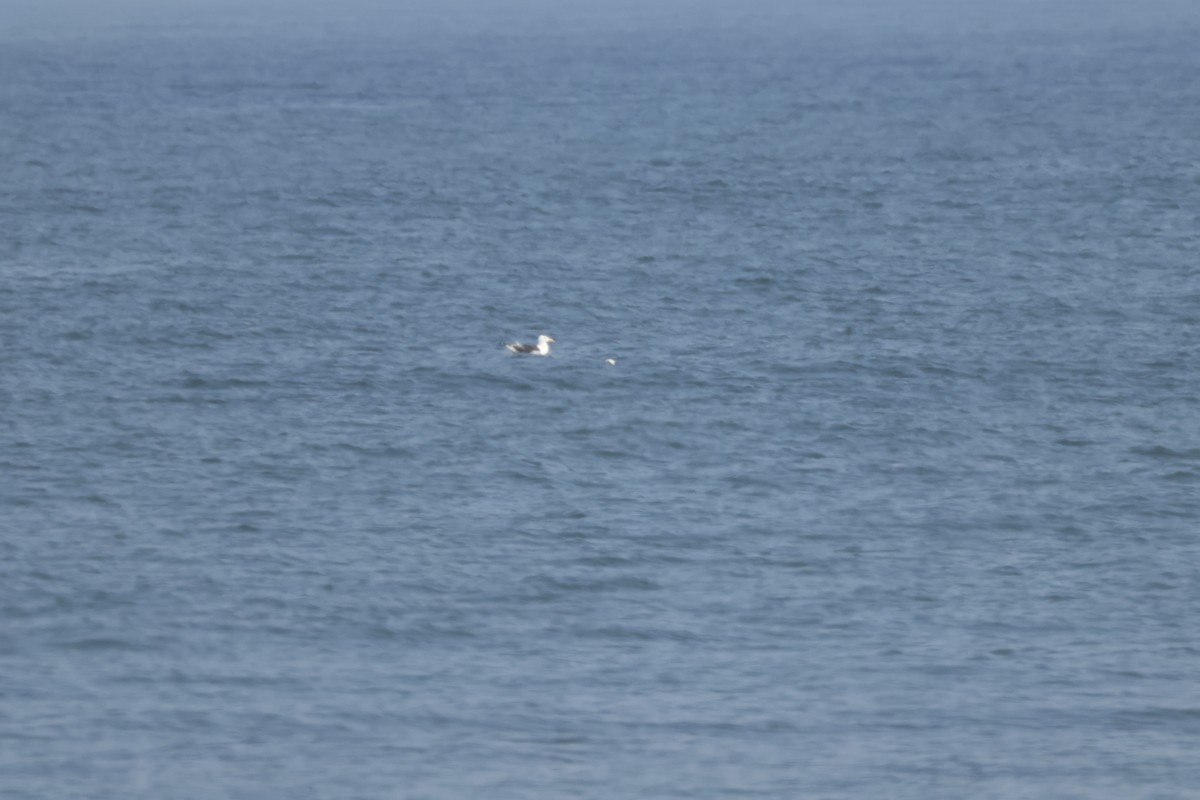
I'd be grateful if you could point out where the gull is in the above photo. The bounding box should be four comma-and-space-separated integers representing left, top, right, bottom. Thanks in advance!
504, 334, 555, 356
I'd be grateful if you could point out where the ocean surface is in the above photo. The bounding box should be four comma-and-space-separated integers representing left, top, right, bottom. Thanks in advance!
3, 2, 1199, 798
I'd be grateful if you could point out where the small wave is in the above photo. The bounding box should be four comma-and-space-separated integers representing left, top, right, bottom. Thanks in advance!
733, 275, 774, 287
57, 637, 138, 651
518, 574, 662, 596
474, 372, 537, 392
364, 621, 476, 642
573, 555, 637, 568
319, 442, 415, 459
1131, 445, 1200, 460
153, 393, 229, 405
179, 375, 272, 390
572, 624, 700, 642
1112, 707, 1200, 731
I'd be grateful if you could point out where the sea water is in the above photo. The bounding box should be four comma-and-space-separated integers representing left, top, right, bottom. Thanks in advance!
2, 2, 1199, 798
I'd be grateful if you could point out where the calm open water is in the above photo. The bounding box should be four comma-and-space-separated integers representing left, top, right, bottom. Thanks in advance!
2, 2, 1199, 798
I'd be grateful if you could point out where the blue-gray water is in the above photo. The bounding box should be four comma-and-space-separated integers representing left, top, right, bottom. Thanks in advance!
3, 2, 1199, 798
